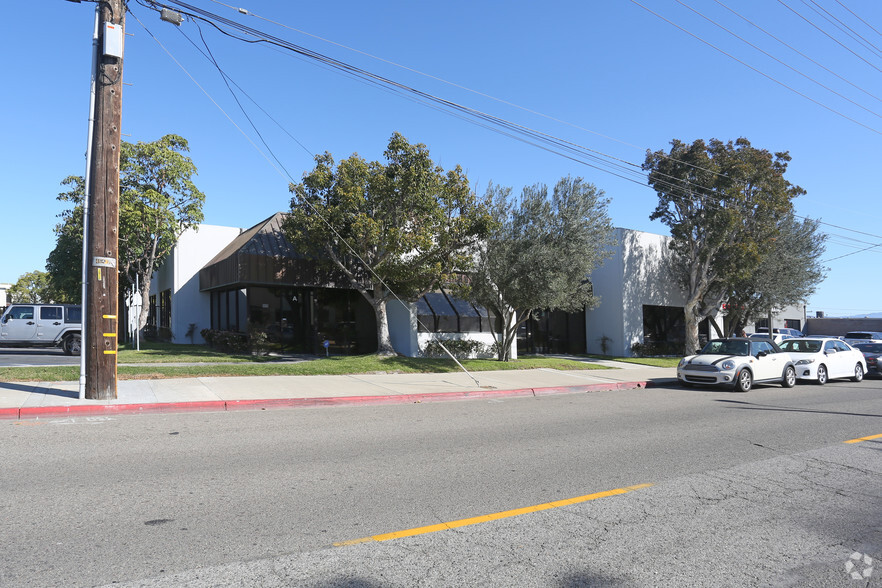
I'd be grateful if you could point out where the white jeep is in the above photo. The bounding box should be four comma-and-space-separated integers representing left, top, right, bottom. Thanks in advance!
0, 304, 83, 355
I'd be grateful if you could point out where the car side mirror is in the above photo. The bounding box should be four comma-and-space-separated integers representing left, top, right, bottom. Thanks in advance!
826, 348, 837, 354
757, 350, 767, 358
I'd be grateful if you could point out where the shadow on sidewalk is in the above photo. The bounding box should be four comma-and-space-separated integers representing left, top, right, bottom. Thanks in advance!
0, 382, 78, 399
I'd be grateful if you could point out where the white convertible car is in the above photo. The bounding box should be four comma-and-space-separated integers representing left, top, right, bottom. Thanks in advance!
678, 338, 796, 392
777, 338, 866, 385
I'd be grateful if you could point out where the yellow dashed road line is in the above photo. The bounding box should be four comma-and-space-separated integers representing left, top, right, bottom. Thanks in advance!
845, 433, 882, 444
334, 482, 652, 547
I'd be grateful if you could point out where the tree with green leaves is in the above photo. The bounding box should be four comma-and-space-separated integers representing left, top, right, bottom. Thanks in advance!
284, 132, 493, 355
644, 138, 804, 354
723, 213, 827, 335
462, 177, 614, 361
46, 134, 205, 327
8, 270, 56, 304
46, 176, 86, 303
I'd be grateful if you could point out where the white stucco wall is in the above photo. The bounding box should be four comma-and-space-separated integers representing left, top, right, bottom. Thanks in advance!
150, 224, 242, 344
387, 299, 419, 357
585, 230, 626, 356
586, 228, 686, 356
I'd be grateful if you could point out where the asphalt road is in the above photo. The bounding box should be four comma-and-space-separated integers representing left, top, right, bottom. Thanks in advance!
1, 380, 880, 587
0, 347, 78, 366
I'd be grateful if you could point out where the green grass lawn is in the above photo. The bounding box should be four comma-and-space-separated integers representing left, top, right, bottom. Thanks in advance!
0, 343, 677, 382
116, 342, 259, 363
585, 355, 681, 368
0, 348, 610, 382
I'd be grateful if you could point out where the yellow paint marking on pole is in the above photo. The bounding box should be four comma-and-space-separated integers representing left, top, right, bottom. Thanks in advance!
103, 350, 117, 355
103, 333, 117, 337
333, 483, 652, 547
103, 315, 117, 319
844, 433, 882, 444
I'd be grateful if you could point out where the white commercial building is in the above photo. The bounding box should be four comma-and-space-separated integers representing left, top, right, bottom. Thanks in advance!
148, 220, 805, 357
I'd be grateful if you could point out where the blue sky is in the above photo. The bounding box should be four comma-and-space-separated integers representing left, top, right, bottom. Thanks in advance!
2, 1, 880, 317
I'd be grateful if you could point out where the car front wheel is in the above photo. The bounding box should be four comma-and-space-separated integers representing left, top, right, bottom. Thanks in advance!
734, 369, 752, 392
816, 364, 827, 385
782, 365, 796, 388
852, 363, 864, 382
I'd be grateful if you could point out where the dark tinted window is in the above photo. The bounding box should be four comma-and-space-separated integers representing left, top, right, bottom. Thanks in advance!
780, 340, 821, 353
40, 307, 63, 320
701, 340, 749, 356
856, 343, 882, 353
65, 306, 82, 323
834, 341, 851, 352
8, 306, 34, 320
752, 341, 774, 355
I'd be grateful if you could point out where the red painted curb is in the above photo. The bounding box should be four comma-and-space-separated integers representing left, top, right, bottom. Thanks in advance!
6, 380, 670, 420
0, 407, 20, 420
18, 400, 228, 419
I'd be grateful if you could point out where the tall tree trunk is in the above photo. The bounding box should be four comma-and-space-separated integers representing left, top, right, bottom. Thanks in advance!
683, 299, 701, 355
373, 299, 395, 355
368, 284, 395, 356
138, 272, 152, 331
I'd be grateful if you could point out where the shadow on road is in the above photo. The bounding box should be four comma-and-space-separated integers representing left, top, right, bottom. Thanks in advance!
715, 398, 881, 418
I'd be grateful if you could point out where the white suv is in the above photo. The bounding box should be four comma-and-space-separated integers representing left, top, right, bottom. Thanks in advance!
0, 304, 83, 355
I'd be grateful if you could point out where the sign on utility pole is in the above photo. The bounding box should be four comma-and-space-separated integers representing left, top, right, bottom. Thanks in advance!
84, 0, 125, 400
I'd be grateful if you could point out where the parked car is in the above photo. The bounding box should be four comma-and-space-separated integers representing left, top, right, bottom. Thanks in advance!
677, 337, 796, 392
842, 331, 882, 346
853, 342, 882, 377
755, 327, 804, 338
748, 332, 794, 344
777, 338, 866, 385
0, 304, 82, 355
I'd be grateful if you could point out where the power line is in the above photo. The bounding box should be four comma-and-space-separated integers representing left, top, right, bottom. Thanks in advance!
776, 0, 882, 74
675, 0, 882, 120
834, 0, 882, 41
630, 0, 882, 136
802, 0, 882, 60
712, 0, 882, 106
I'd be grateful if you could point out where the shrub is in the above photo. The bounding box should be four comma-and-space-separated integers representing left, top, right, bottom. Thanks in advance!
631, 340, 682, 357
143, 326, 173, 342
420, 338, 490, 359
200, 329, 250, 353
248, 325, 270, 356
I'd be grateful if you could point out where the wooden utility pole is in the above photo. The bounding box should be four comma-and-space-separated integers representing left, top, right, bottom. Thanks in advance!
85, 0, 125, 399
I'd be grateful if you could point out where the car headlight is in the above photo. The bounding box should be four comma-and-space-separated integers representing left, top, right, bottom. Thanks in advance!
678, 358, 687, 368
721, 360, 735, 370
795, 358, 815, 365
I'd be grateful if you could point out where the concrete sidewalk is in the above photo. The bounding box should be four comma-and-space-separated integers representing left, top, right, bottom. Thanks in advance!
0, 364, 678, 420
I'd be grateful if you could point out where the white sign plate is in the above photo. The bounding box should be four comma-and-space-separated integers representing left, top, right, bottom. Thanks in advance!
92, 256, 117, 268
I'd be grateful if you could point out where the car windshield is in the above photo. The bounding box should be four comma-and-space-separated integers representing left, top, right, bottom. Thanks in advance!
856, 343, 882, 353
700, 340, 749, 356
779, 340, 822, 353
846, 332, 873, 339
